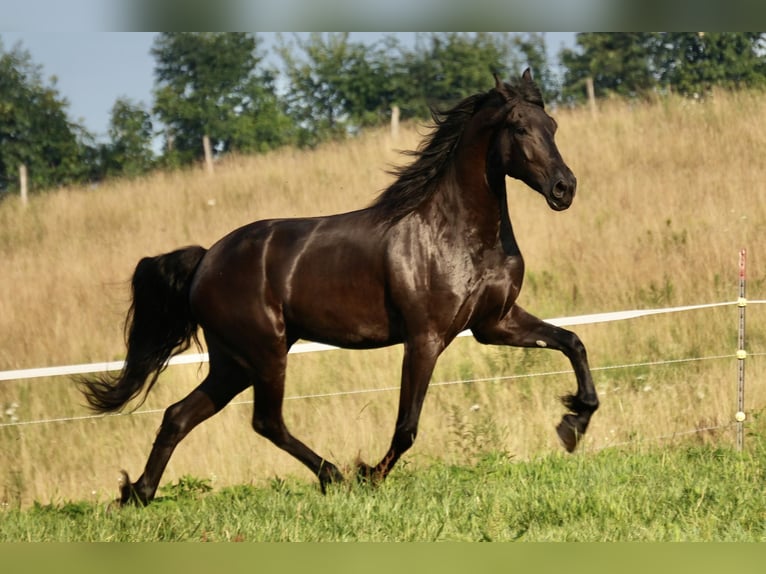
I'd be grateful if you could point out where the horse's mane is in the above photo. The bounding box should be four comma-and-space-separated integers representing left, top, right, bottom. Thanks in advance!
370, 77, 543, 224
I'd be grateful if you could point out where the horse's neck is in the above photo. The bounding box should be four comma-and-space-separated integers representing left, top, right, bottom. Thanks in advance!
497, 185, 521, 257
431, 159, 520, 258
427, 113, 521, 257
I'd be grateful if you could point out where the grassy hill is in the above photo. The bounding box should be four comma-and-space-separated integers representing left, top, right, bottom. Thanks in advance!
1, 89, 766, 521
2, 442, 765, 541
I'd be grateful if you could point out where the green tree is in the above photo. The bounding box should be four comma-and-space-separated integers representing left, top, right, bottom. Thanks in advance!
0, 39, 91, 194
277, 32, 556, 146
277, 32, 390, 146
151, 32, 291, 167
652, 33, 766, 96
103, 97, 154, 178
560, 33, 657, 103
402, 32, 515, 117
511, 33, 558, 103
559, 33, 766, 104
277, 32, 545, 146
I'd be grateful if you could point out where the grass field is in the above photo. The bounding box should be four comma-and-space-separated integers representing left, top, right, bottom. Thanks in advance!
1, 439, 765, 541
1, 88, 766, 539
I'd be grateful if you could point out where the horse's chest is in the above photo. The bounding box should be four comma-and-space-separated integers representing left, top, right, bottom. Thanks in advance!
470, 253, 524, 316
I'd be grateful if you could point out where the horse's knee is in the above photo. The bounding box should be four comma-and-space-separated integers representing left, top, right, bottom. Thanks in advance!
560, 329, 588, 358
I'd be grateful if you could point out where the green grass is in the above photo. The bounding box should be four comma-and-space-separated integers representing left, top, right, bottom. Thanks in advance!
2, 439, 764, 542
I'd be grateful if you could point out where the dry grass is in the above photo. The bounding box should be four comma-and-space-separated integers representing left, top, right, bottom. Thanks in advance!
2, 90, 766, 507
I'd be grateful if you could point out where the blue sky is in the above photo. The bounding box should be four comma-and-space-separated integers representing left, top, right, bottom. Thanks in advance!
0, 32, 576, 143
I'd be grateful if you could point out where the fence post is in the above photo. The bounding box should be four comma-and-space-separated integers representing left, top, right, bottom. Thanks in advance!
736, 248, 747, 451
391, 105, 400, 142
585, 77, 597, 117
19, 163, 28, 206
202, 134, 214, 175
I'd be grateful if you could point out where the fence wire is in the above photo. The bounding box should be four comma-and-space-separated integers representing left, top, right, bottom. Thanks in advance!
1, 351, 759, 437
1, 300, 764, 452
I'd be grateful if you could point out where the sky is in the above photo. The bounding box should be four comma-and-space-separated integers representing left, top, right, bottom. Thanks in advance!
0, 31, 576, 144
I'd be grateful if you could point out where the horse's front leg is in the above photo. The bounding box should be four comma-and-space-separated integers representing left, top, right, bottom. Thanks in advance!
472, 304, 599, 452
358, 336, 443, 483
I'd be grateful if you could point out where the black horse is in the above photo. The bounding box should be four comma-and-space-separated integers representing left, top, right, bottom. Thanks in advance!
79, 69, 598, 506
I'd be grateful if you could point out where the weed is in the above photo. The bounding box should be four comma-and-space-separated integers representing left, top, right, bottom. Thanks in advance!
159, 475, 213, 500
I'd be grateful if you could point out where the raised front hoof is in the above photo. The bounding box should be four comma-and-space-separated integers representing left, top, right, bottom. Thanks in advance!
556, 415, 582, 453
318, 464, 345, 494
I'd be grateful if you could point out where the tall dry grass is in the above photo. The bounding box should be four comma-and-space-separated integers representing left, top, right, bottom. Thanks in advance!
2, 90, 766, 507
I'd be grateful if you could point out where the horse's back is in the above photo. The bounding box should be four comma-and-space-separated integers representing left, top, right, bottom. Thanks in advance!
190, 212, 401, 350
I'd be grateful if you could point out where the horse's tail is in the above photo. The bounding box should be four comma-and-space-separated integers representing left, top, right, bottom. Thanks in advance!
78, 245, 207, 413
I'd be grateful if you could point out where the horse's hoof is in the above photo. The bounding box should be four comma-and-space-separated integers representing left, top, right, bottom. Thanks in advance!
355, 462, 382, 486
318, 465, 345, 494
118, 470, 134, 505
117, 470, 149, 506
556, 415, 580, 453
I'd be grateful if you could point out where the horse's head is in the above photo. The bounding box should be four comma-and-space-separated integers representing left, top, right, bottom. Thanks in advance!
490, 69, 576, 211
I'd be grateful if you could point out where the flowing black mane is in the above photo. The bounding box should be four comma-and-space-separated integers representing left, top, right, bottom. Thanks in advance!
371, 77, 544, 224
370, 92, 492, 224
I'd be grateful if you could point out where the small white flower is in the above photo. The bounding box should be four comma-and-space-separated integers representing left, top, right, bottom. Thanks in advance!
469, 404, 480, 412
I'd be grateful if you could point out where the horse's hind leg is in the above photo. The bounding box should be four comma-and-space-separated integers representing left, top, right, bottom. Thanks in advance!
247, 344, 345, 492
119, 348, 250, 506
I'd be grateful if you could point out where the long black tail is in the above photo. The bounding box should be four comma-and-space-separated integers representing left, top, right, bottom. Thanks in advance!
78, 245, 207, 413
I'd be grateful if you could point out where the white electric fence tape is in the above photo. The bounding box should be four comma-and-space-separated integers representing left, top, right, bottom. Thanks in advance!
0, 300, 758, 383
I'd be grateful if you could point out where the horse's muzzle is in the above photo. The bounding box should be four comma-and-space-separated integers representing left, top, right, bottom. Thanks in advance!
547, 174, 577, 211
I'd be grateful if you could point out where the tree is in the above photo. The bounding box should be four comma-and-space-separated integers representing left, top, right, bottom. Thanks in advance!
151, 32, 292, 167
0, 39, 91, 195
277, 32, 559, 146
102, 97, 154, 178
277, 32, 391, 146
652, 33, 766, 96
560, 33, 657, 103
402, 32, 516, 117
510, 33, 559, 103
558, 33, 766, 104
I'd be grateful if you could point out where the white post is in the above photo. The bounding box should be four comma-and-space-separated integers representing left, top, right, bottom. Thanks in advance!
390, 105, 400, 142
19, 163, 28, 206
202, 134, 214, 175
585, 77, 597, 117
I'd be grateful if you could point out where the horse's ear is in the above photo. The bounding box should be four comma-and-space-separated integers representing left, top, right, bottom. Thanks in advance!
493, 72, 513, 98
522, 68, 533, 83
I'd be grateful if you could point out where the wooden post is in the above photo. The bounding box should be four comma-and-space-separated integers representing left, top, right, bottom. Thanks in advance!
202, 134, 214, 174
585, 77, 597, 116
390, 105, 400, 142
19, 163, 28, 206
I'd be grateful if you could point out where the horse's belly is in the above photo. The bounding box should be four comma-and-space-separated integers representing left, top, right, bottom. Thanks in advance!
284, 280, 400, 349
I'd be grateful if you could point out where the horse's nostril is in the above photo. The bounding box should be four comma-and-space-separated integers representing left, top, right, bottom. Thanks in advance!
553, 180, 568, 199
